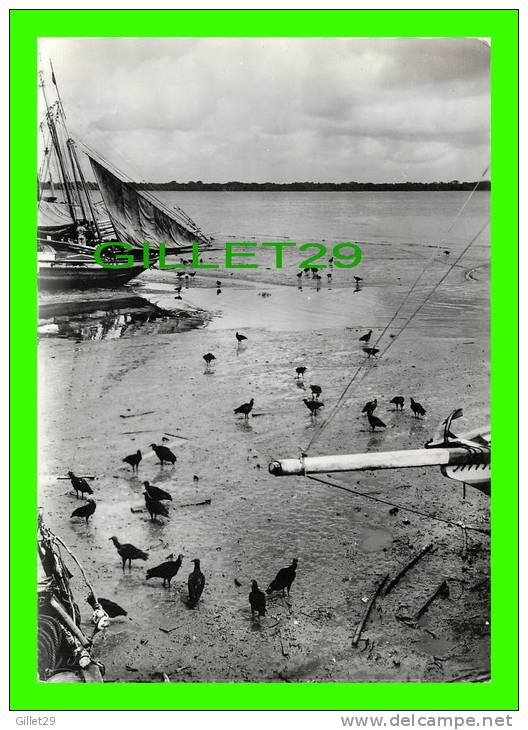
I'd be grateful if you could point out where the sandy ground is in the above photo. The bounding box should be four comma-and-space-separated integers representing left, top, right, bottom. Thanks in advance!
38, 239, 490, 683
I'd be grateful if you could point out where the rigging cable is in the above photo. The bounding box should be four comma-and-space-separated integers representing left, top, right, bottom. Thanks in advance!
303, 169, 490, 454
305, 474, 490, 536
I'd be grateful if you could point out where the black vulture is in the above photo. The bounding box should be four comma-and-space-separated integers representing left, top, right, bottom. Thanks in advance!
361, 398, 377, 415
123, 449, 142, 473
143, 481, 172, 501
109, 537, 149, 571
203, 352, 216, 370
71, 499, 96, 523
146, 554, 184, 587
367, 412, 386, 432
67, 471, 93, 499
303, 399, 324, 417
359, 330, 372, 343
188, 559, 205, 608
235, 331, 248, 343
143, 492, 170, 522
150, 443, 177, 465
266, 558, 298, 596
249, 580, 267, 621
310, 384, 322, 399
86, 594, 127, 618
410, 397, 426, 418
234, 398, 254, 420
295, 366, 307, 379
390, 396, 405, 410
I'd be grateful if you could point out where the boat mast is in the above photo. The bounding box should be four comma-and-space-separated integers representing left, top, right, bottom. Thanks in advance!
39, 69, 77, 222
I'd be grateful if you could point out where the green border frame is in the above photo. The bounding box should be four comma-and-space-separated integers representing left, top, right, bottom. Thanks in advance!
10, 9, 518, 711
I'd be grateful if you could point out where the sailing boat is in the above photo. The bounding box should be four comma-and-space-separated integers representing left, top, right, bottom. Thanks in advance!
38, 61, 210, 290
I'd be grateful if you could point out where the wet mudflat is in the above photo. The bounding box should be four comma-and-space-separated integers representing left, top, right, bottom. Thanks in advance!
38, 234, 490, 683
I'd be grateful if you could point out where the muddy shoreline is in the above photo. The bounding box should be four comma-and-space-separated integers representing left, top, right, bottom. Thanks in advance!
38, 240, 489, 683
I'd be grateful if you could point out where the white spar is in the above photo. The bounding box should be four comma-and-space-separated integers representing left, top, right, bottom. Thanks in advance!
268, 447, 489, 477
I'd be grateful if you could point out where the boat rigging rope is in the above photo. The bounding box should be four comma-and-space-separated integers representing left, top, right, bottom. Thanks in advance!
303, 168, 490, 455
359, 219, 489, 383
52, 533, 98, 600
305, 474, 490, 536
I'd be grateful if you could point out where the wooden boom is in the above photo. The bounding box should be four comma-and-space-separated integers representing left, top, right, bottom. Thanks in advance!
268, 447, 489, 477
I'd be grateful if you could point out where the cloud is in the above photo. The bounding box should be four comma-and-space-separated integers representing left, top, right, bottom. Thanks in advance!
39, 37, 489, 182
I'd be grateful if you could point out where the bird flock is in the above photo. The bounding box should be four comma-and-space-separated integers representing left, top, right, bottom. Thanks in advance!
63, 276, 427, 631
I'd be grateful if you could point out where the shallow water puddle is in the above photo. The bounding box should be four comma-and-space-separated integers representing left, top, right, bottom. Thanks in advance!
357, 525, 393, 552
38, 294, 207, 341
149, 283, 390, 332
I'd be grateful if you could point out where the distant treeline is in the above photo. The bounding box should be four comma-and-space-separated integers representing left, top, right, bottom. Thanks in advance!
42, 179, 490, 192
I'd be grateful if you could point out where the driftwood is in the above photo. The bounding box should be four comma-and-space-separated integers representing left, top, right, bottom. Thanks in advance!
415, 580, 450, 619
119, 411, 156, 419
179, 498, 211, 507
384, 543, 434, 596
58, 475, 96, 480
352, 574, 389, 646
164, 432, 190, 440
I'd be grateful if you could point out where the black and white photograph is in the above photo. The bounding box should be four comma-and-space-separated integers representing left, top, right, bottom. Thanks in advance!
36, 36, 490, 684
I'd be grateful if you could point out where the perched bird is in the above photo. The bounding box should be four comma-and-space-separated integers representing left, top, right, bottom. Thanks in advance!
266, 558, 298, 596
363, 347, 380, 357
327, 272, 332, 279
71, 499, 96, 523
123, 449, 142, 473
303, 398, 324, 417
390, 396, 405, 410
235, 331, 248, 343
146, 554, 183, 587
86, 593, 127, 618
143, 492, 170, 522
109, 536, 149, 571
296, 271, 303, 279
67, 471, 93, 499
188, 558, 205, 608
444, 250, 450, 255
234, 398, 254, 421
328, 257, 334, 264
354, 276, 363, 283
189, 271, 196, 278
203, 352, 216, 369
249, 580, 266, 621
150, 443, 177, 465
234, 578, 242, 587
295, 366, 307, 379
143, 480, 172, 502
367, 412, 386, 432
216, 280, 222, 287
359, 330, 373, 343
361, 398, 377, 415
410, 397, 426, 418
310, 384, 322, 399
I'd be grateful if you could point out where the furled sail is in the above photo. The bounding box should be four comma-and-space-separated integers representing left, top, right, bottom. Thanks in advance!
38, 199, 77, 237
88, 156, 209, 250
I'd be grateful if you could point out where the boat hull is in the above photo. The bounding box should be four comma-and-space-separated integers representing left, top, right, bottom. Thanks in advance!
38, 262, 145, 290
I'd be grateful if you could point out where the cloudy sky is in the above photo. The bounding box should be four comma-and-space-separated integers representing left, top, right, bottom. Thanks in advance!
39, 37, 489, 183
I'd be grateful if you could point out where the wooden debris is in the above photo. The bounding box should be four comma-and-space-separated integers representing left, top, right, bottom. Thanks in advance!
384, 543, 434, 595
352, 574, 389, 647
415, 580, 450, 619
164, 432, 190, 440
159, 625, 182, 634
58, 474, 96, 480
179, 498, 211, 507
119, 411, 156, 419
